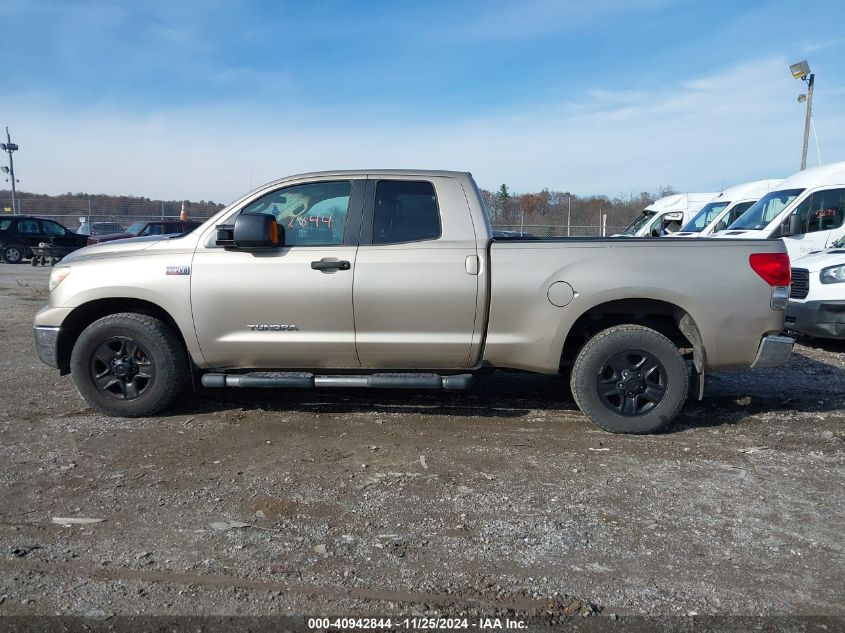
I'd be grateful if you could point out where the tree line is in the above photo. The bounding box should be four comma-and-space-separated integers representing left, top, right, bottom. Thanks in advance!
481, 184, 679, 229
2, 184, 680, 228
0, 190, 225, 218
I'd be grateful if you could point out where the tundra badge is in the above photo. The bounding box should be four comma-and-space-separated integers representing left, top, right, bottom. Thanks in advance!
166, 266, 191, 275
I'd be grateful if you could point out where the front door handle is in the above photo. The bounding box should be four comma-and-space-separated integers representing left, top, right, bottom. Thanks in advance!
311, 258, 351, 271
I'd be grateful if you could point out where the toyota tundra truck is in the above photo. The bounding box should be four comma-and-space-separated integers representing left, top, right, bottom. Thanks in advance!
33, 170, 794, 434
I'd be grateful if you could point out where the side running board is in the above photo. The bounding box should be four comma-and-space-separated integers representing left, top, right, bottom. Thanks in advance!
200, 372, 475, 390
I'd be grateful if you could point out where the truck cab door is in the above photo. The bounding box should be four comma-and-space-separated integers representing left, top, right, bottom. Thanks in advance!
352, 176, 480, 368
190, 178, 365, 369
782, 187, 845, 257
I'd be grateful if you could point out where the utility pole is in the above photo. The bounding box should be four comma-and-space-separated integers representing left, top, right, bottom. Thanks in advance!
1, 127, 19, 214
565, 192, 571, 237
790, 60, 815, 171
800, 73, 814, 171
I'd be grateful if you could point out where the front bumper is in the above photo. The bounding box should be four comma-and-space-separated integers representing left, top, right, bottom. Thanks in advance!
34, 326, 60, 368
785, 300, 845, 339
750, 335, 795, 369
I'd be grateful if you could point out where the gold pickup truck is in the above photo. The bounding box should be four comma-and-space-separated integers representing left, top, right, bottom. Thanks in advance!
34, 170, 793, 433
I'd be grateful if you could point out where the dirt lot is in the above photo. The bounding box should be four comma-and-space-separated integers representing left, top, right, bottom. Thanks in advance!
0, 263, 843, 622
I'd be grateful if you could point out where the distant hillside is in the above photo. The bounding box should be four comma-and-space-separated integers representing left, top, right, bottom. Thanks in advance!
0, 190, 225, 220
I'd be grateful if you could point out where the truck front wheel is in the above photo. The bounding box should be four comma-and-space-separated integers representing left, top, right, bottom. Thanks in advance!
570, 324, 688, 434
70, 313, 187, 417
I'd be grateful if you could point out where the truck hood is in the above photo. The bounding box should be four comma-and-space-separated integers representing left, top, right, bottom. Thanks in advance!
791, 248, 845, 273
61, 234, 168, 264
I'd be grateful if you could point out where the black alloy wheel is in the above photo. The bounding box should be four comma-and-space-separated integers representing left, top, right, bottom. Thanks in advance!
89, 336, 155, 400
570, 324, 688, 434
596, 350, 667, 416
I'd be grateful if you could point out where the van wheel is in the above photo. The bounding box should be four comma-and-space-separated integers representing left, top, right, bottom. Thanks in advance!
70, 313, 187, 417
570, 324, 688, 434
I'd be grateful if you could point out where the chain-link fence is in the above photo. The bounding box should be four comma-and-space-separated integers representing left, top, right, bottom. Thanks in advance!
33, 213, 216, 233
6, 199, 624, 239
492, 224, 626, 238
4, 196, 223, 232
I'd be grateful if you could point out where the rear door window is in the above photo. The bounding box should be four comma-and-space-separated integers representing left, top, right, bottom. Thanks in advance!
372, 180, 441, 244
18, 219, 41, 234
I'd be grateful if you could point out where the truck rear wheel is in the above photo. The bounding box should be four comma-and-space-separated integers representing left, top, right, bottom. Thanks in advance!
570, 324, 688, 434
70, 313, 187, 417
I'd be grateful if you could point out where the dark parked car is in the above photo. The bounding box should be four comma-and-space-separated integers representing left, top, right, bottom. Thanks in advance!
87, 220, 202, 245
0, 216, 88, 264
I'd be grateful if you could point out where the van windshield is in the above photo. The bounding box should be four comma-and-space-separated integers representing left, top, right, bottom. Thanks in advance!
729, 189, 804, 230
681, 201, 729, 232
620, 211, 656, 236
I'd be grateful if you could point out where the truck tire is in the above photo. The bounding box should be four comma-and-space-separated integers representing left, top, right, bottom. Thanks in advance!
70, 313, 187, 417
570, 324, 688, 434
2, 242, 25, 264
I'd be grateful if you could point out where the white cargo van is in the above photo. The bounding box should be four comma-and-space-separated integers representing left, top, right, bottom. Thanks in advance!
785, 237, 845, 339
668, 179, 782, 238
615, 192, 715, 237
713, 161, 845, 259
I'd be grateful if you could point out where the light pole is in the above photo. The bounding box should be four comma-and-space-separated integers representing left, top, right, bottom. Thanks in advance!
1, 127, 20, 214
564, 191, 571, 237
790, 60, 814, 171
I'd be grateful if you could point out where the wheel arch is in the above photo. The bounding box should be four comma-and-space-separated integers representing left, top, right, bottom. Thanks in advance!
56, 298, 190, 374
559, 298, 704, 372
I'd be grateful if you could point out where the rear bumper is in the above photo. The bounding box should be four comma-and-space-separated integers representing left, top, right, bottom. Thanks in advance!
750, 335, 794, 369
785, 300, 845, 339
34, 326, 60, 368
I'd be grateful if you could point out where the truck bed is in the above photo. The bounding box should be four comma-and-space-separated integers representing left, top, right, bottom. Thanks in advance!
483, 237, 787, 373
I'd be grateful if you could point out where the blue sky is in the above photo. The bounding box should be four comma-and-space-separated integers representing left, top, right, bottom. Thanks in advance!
2, 0, 844, 201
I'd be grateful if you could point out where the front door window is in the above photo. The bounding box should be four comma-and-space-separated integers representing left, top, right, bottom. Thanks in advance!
241, 181, 352, 246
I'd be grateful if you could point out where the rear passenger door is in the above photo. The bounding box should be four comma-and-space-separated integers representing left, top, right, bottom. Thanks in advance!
353, 176, 480, 368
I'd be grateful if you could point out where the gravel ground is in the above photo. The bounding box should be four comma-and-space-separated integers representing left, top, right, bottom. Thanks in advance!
0, 263, 843, 622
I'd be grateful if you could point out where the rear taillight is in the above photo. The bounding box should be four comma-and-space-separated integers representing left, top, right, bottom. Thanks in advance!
749, 253, 791, 287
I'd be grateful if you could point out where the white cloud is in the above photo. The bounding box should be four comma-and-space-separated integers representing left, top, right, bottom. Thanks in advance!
5, 56, 843, 202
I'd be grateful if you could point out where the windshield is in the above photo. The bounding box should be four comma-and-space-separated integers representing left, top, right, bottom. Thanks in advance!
680, 201, 730, 232
729, 189, 804, 230
126, 221, 147, 234
620, 211, 656, 236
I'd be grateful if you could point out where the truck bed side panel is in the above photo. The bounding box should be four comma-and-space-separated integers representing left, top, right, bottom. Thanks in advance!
485, 238, 787, 373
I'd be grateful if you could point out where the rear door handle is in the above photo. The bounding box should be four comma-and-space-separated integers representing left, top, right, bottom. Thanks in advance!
311, 258, 351, 271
